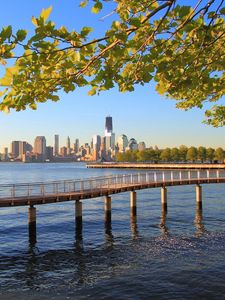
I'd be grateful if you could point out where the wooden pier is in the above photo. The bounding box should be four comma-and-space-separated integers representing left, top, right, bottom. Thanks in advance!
0, 169, 225, 243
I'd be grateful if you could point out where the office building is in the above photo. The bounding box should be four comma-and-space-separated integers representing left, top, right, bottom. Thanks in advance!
117, 134, 128, 152
34, 136, 46, 160
54, 134, 59, 156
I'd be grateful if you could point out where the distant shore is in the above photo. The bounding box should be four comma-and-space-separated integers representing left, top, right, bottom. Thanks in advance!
87, 162, 225, 169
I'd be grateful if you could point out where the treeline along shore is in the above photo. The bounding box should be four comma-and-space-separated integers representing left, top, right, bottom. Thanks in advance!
115, 146, 225, 163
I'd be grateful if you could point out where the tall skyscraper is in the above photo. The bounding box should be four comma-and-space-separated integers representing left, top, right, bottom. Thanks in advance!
74, 138, 79, 154
54, 134, 59, 156
34, 136, 46, 160
104, 116, 115, 151
105, 116, 113, 136
67, 136, 71, 156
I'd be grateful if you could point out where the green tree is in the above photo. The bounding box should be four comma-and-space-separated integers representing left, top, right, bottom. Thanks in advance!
170, 147, 180, 162
160, 148, 171, 162
0, 1, 225, 126
214, 147, 224, 162
206, 147, 215, 163
186, 146, 198, 162
179, 145, 188, 162
198, 146, 206, 163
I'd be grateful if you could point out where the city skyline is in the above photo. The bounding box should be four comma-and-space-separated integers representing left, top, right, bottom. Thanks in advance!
1, 1, 225, 150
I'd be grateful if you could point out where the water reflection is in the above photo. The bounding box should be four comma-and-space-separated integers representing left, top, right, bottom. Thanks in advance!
130, 215, 139, 239
160, 209, 169, 235
28, 222, 37, 246
104, 218, 114, 247
195, 208, 205, 236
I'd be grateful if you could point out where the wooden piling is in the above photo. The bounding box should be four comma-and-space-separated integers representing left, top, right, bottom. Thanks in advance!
104, 196, 111, 222
28, 205, 36, 244
130, 191, 137, 216
161, 187, 167, 211
196, 185, 202, 209
75, 200, 82, 230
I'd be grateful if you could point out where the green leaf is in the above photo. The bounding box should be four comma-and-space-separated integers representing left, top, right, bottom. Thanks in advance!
40, 6, 52, 22
91, 1, 102, 14
16, 29, 27, 41
81, 26, 93, 37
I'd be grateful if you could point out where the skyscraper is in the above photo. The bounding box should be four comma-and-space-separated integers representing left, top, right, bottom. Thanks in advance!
11, 141, 20, 158
34, 136, 46, 161
54, 134, 59, 156
104, 116, 115, 151
105, 116, 113, 136
67, 136, 71, 156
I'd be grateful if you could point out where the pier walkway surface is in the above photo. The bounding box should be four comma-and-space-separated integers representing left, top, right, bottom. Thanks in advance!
0, 169, 225, 208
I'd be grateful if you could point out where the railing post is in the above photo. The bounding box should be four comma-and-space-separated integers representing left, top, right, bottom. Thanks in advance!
12, 184, 16, 198
217, 170, 219, 181
171, 171, 173, 182
154, 172, 157, 183
162, 171, 165, 183
207, 170, 209, 182
179, 171, 182, 181
80, 181, 84, 193
188, 171, 191, 182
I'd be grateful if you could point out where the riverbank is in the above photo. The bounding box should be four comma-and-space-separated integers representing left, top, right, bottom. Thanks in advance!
87, 162, 225, 169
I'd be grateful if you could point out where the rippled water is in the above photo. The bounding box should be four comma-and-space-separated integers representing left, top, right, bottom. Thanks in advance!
1, 163, 225, 299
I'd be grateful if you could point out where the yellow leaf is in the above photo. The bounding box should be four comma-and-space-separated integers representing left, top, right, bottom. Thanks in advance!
40, 6, 52, 22
31, 16, 38, 27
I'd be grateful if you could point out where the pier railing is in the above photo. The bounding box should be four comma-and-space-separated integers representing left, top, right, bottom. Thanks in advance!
0, 169, 225, 200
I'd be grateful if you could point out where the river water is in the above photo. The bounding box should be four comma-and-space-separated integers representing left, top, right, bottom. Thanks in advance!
0, 162, 225, 299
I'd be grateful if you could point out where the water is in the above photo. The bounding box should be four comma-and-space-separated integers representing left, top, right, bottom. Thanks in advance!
1, 162, 225, 299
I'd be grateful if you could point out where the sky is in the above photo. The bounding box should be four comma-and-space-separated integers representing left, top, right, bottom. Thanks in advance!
0, 0, 225, 151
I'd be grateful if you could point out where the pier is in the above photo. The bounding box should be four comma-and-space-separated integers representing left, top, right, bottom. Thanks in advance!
0, 169, 225, 243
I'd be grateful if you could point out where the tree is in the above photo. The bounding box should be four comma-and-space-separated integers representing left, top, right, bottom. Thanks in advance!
170, 147, 180, 162
179, 145, 188, 162
214, 147, 224, 162
206, 147, 215, 162
186, 146, 198, 162
160, 148, 171, 162
0, 1, 225, 126
198, 146, 207, 163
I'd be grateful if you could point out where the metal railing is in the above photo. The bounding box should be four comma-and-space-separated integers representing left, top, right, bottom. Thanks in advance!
0, 169, 224, 200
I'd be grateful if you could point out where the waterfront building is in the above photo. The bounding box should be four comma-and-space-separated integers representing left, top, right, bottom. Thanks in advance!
54, 135, 59, 156
74, 139, 79, 154
46, 146, 54, 161
138, 142, 146, 151
60, 146, 67, 157
92, 135, 101, 161
4, 147, 9, 161
11, 141, 20, 159
117, 134, 128, 152
67, 136, 71, 156
104, 116, 115, 151
127, 138, 138, 151
34, 136, 46, 161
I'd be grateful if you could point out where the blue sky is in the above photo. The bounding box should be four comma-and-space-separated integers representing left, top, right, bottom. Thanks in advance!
0, 0, 225, 150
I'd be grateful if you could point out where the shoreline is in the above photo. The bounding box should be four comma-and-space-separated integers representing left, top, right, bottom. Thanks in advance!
87, 162, 225, 169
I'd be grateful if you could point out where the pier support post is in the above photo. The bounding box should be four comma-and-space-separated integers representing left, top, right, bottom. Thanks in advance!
196, 185, 202, 209
130, 191, 137, 216
28, 205, 36, 245
75, 200, 82, 231
104, 196, 111, 223
161, 187, 167, 211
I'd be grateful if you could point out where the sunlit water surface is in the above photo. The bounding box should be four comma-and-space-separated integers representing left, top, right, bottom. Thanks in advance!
0, 163, 225, 299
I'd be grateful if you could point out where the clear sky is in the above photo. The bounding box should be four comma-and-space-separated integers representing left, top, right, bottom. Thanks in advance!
0, 0, 225, 151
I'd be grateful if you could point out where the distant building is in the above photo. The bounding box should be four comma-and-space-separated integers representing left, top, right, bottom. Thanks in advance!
117, 134, 128, 152
54, 134, 59, 156
127, 138, 138, 151
46, 146, 54, 161
60, 146, 67, 157
138, 142, 146, 151
11, 141, 20, 158
74, 138, 79, 154
104, 116, 115, 151
92, 134, 101, 160
34, 136, 46, 161
67, 136, 71, 156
